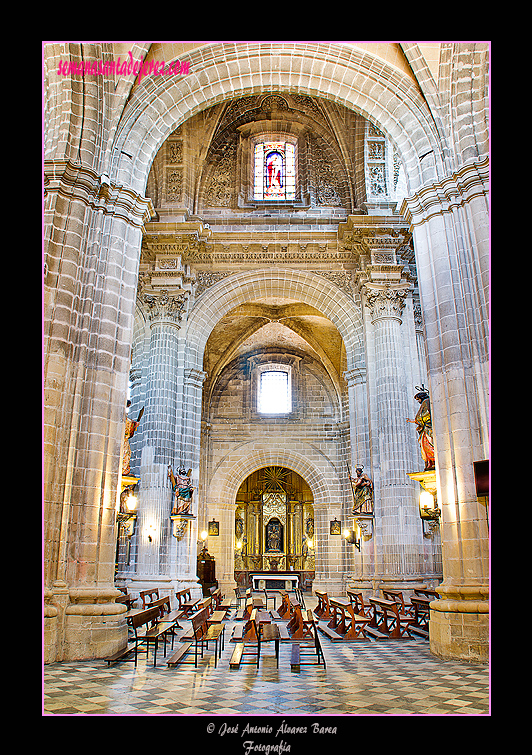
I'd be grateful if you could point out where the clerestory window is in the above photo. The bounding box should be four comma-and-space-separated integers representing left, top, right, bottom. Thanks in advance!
253, 141, 296, 201
258, 368, 291, 414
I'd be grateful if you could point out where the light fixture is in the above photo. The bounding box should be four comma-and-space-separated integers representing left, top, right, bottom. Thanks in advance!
200, 530, 208, 542
418, 490, 441, 537
343, 525, 361, 551
117, 486, 138, 538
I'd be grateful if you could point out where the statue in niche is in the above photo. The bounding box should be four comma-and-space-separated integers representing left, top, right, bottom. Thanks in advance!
349, 466, 374, 515
168, 465, 194, 515
408, 385, 435, 471
266, 518, 283, 552
123, 401, 144, 476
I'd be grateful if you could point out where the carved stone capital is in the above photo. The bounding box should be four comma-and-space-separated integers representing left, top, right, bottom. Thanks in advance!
363, 285, 409, 323
143, 289, 188, 326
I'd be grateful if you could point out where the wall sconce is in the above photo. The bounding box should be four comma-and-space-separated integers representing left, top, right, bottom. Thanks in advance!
117, 488, 138, 538
343, 525, 361, 551
419, 490, 441, 537
330, 517, 342, 535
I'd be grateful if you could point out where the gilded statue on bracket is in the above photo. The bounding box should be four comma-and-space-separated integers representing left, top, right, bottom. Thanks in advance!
123, 401, 144, 476
349, 466, 374, 515
408, 385, 435, 471
168, 465, 194, 515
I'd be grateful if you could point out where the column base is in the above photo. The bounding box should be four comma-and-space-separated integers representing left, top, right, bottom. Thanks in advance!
44, 585, 128, 663
429, 582, 489, 663
429, 601, 489, 663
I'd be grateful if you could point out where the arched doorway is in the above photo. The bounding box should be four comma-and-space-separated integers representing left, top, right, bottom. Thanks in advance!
234, 466, 315, 591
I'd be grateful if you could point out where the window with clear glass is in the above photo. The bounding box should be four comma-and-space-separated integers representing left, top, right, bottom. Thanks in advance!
258, 369, 291, 414
254, 142, 296, 200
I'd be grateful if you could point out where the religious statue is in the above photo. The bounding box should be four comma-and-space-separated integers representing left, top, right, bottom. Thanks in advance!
168, 465, 194, 515
408, 385, 435, 471
266, 518, 283, 552
349, 466, 374, 515
123, 401, 144, 476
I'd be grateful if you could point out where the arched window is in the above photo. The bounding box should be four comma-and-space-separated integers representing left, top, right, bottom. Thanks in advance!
258, 368, 291, 414
254, 141, 296, 200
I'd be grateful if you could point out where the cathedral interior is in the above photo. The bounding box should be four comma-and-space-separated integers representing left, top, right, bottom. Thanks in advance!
43, 42, 490, 718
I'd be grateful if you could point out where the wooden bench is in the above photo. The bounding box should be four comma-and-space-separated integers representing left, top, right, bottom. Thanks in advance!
175, 587, 200, 617
230, 609, 280, 669
283, 606, 326, 671
182, 606, 225, 667
317, 598, 371, 642
381, 589, 416, 617
105, 606, 172, 667
273, 591, 299, 621
211, 588, 232, 616
409, 595, 431, 638
313, 591, 332, 620
347, 590, 373, 618
235, 595, 265, 621
346, 590, 388, 640
369, 597, 414, 640
140, 588, 159, 609
414, 588, 440, 600
147, 595, 183, 643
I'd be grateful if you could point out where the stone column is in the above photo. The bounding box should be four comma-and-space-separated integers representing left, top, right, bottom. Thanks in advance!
343, 367, 374, 592
130, 288, 201, 598
43, 160, 154, 662
401, 158, 489, 662
361, 281, 426, 594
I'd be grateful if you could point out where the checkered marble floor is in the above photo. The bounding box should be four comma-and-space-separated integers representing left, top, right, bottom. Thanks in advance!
43, 597, 489, 717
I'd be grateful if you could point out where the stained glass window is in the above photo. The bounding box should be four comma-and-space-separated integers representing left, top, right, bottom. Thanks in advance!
254, 141, 296, 200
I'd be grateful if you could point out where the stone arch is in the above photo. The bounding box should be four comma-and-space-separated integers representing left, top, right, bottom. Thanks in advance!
205, 442, 342, 512
109, 42, 446, 197
184, 268, 363, 373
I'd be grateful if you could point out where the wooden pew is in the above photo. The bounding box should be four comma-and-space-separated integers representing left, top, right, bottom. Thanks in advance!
273, 591, 298, 621
211, 588, 232, 617
175, 587, 200, 618
319, 598, 371, 642
172, 606, 225, 668
105, 606, 168, 667
140, 588, 159, 609
409, 595, 431, 638
347, 589, 373, 618
347, 590, 388, 640
230, 609, 276, 669
313, 591, 332, 620
414, 588, 440, 600
236, 595, 264, 621
282, 606, 326, 671
369, 597, 414, 639
381, 589, 416, 617
146, 595, 183, 647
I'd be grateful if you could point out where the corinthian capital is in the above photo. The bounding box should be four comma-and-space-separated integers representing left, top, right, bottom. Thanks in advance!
143, 289, 188, 325
363, 285, 409, 323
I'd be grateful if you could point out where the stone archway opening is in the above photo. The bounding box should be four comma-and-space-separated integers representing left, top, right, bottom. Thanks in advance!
234, 466, 315, 592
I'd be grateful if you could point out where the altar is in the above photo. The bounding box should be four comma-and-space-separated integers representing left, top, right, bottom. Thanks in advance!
251, 572, 300, 591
